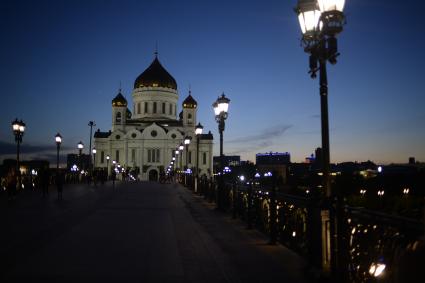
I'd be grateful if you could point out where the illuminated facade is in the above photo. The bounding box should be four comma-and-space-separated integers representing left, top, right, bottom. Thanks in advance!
94, 55, 214, 181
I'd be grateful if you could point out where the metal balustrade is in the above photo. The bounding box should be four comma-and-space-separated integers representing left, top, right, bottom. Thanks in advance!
195, 179, 424, 282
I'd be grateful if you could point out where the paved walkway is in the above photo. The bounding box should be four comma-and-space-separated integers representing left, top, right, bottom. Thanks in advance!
0, 181, 312, 282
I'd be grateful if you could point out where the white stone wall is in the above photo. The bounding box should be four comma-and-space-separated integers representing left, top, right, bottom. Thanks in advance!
132, 87, 178, 120
94, 123, 214, 181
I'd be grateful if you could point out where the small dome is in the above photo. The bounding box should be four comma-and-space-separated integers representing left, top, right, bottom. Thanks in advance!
112, 91, 127, 107
134, 56, 177, 90
182, 93, 197, 109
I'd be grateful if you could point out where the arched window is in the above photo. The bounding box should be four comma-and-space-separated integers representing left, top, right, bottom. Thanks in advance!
153, 102, 157, 114
137, 103, 141, 114
116, 112, 121, 123
187, 113, 192, 124
162, 102, 166, 114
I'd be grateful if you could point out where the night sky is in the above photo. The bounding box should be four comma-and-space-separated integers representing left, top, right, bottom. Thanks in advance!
0, 0, 424, 165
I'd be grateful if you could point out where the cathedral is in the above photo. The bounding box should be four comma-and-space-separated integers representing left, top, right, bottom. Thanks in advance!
93, 55, 214, 181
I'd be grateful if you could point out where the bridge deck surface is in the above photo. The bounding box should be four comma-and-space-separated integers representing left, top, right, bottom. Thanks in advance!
0, 181, 312, 282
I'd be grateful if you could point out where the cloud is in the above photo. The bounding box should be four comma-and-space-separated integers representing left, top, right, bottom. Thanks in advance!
228, 141, 273, 155
224, 124, 292, 155
0, 141, 74, 155
227, 124, 292, 144
0, 141, 75, 165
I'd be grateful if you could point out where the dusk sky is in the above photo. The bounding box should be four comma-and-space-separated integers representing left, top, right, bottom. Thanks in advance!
0, 0, 424, 165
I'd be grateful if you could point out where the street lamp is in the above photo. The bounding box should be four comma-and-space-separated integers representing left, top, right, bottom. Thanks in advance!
77, 141, 84, 155
178, 143, 184, 173
195, 122, 204, 192
106, 155, 110, 179
295, 0, 345, 196
295, 1, 346, 276
88, 121, 96, 170
55, 133, 62, 171
12, 118, 25, 188
77, 141, 84, 176
184, 136, 191, 186
213, 93, 230, 210
92, 147, 97, 171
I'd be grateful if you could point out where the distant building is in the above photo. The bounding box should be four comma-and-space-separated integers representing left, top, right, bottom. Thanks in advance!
213, 155, 241, 171
1, 159, 49, 177
409, 157, 416, 164
305, 154, 315, 164
67, 154, 91, 171
256, 152, 291, 184
256, 152, 290, 165
93, 55, 214, 181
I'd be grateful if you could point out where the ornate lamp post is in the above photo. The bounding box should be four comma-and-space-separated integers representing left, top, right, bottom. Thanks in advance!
106, 155, 110, 179
88, 121, 96, 170
92, 147, 97, 171
55, 133, 62, 172
213, 93, 230, 210
77, 141, 84, 178
12, 119, 25, 188
184, 136, 191, 187
295, 0, 346, 277
178, 143, 184, 180
195, 123, 204, 193
295, 0, 345, 197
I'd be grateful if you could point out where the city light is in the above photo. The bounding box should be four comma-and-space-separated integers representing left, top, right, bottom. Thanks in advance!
264, 172, 272, 177
369, 262, 386, 277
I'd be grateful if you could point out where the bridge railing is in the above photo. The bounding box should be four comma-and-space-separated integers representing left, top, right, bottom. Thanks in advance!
344, 206, 424, 282
196, 179, 424, 282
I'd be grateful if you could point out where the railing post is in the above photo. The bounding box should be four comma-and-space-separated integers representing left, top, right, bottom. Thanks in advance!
335, 186, 349, 282
269, 186, 277, 245
307, 191, 324, 270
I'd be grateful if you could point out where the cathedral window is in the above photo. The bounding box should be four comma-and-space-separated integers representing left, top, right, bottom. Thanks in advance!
101, 151, 104, 164
169, 104, 172, 115
144, 102, 148, 114
147, 149, 160, 163
116, 150, 120, 162
162, 102, 165, 114
187, 113, 192, 124
116, 112, 121, 123
131, 149, 136, 162
137, 103, 141, 114
153, 102, 157, 114
203, 152, 207, 165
